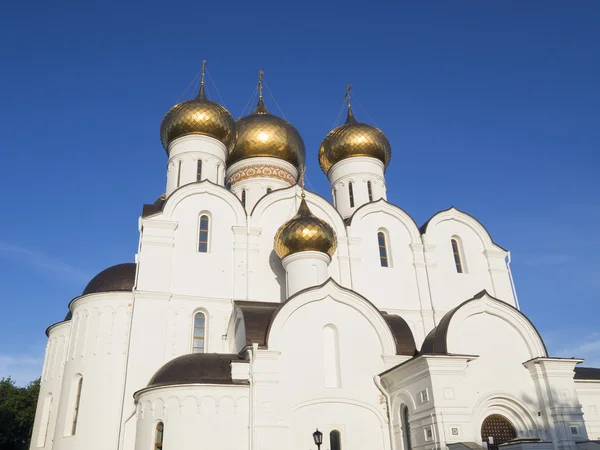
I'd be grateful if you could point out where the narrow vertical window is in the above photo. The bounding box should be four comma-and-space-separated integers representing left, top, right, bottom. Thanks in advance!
241, 189, 246, 208
71, 377, 83, 435
323, 324, 341, 388
198, 215, 209, 253
196, 160, 202, 181
451, 238, 463, 273
192, 312, 206, 353
367, 181, 373, 202
332, 189, 337, 207
155, 422, 164, 450
402, 406, 412, 450
330, 430, 342, 450
348, 182, 355, 207
176, 160, 182, 187
266, 187, 272, 194
37, 394, 53, 447
378, 232, 389, 267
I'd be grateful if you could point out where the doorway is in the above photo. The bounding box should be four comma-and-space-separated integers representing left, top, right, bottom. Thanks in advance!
481, 414, 517, 450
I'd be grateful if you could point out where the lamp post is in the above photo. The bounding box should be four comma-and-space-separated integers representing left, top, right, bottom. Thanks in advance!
313, 429, 323, 450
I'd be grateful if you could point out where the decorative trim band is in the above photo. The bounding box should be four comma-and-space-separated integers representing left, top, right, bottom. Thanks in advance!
227, 164, 297, 185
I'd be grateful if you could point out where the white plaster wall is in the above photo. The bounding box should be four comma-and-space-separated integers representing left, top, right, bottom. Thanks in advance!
422, 212, 512, 312
29, 321, 71, 450
166, 135, 227, 194
51, 293, 131, 450
134, 385, 249, 450
248, 190, 346, 302
576, 382, 600, 440
282, 251, 330, 297
328, 157, 386, 218
348, 208, 422, 311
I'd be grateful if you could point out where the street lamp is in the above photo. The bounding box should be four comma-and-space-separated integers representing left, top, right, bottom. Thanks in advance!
313, 429, 323, 450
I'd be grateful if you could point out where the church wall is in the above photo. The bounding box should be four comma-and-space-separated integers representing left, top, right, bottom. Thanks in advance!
135, 385, 249, 450
575, 381, 600, 440
29, 321, 71, 450
347, 211, 422, 311
168, 192, 240, 299
248, 193, 344, 302
423, 218, 507, 312
252, 293, 393, 450
51, 293, 131, 450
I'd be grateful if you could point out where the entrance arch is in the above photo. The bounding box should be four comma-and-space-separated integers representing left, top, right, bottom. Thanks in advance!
481, 414, 516, 450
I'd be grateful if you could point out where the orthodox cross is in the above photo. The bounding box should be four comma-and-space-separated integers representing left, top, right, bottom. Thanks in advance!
299, 165, 307, 198
200, 60, 206, 86
258, 69, 264, 98
344, 83, 353, 108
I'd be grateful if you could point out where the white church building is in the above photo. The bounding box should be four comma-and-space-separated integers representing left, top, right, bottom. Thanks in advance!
30, 68, 600, 450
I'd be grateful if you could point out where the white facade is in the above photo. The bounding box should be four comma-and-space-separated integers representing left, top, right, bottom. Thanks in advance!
30, 102, 600, 450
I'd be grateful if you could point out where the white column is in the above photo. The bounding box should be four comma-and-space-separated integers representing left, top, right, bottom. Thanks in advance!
281, 251, 330, 297
328, 156, 386, 219
166, 135, 228, 195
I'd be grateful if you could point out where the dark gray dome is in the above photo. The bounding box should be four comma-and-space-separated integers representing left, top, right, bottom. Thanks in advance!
82, 263, 136, 296
147, 353, 247, 388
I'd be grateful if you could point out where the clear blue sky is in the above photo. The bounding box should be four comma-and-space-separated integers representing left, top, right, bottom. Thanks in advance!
1, 1, 598, 384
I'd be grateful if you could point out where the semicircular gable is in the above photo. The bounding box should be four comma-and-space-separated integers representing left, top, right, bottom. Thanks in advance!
346, 199, 421, 243
265, 278, 414, 356
420, 290, 547, 358
161, 180, 246, 224
250, 185, 346, 236
420, 206, 506, 251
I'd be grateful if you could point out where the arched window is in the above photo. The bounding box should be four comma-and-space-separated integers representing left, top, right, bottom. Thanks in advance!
348, 182, 355, 207
155, 421, 164, 450
451, 238, 464, 273
330, 430, 342, 450
323, 324, 341, 388
196, 160, 202, 181
71, 376, 83, 435
402, 406, 412, 450
198, 215, 210, 253
241, 189, 246, 208
367, 181, 373, 202
266, 187, 272, 194
176, 160, 182, 187
378, 232, 389, 267
37, 393, 53, 447
192, 312, 206, 353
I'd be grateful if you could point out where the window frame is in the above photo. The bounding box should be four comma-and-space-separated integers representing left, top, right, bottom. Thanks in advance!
377, 230, 391, 268
191, 311, 207, 353
176, 160, 182, 188
330, 429, 342, 450
241, 189, 246, 208
70, 376, 83, 435
451, 237, 466, 273
198, 214, 210, 253
154, 421, 164, 450
196, 159, 202, 181
367, 181, 373, 202
348, 182, 355, 208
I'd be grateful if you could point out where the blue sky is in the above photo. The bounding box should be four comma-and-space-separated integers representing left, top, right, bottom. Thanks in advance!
0, 1, 598, 384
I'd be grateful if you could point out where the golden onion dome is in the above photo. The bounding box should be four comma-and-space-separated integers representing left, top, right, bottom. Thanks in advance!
228, 96, 306, 168
274, 196, 337, 259
160, 83, 236, 153
318, 105, 391, 174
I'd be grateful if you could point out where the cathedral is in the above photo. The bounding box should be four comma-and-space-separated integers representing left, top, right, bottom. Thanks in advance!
30, 66, 600, 450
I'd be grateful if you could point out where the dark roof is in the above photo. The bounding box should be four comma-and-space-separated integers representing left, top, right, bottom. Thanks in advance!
147, 353, 248, 388
64, 311, 72, 321
82, 263, 136, 296
142, 195, 166, 218
381, 313, 417, 356
575, 367, 600, 380
234, 301, 279, 347
235, 281, 417, 356
420, 290, 548, 356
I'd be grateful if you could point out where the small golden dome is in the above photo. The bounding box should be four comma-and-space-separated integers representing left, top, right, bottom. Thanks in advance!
318, 106, 391, 174
274, 197, 337, 259
228, 96, 305, 168
160, 84, 236, 153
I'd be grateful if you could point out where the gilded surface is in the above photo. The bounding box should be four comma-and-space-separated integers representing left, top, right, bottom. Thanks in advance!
229, 98, 305, 168
160, 86, 236, 152
319, 107, 391, 174
227, 164, 297, 186
274, 198, 337, 259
